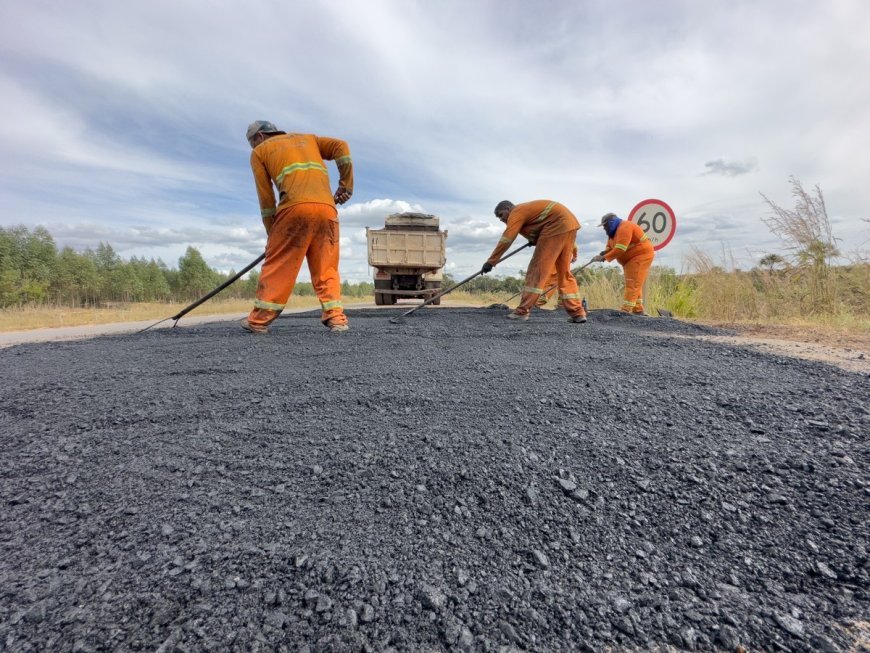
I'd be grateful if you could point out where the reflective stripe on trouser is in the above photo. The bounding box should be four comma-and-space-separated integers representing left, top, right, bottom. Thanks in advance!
536, 269, 559, 306
247, 202, 348, 329
621, 251, 654, 313
515, 231, 585, 318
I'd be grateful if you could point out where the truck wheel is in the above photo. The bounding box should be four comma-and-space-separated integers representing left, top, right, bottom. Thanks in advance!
387, 294, 397, 305
374, 293, 385, 306
431, 296, 441, 305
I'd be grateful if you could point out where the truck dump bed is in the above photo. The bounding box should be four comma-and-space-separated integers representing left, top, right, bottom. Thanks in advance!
367, 213, 446, 269
367, 231, 446, 268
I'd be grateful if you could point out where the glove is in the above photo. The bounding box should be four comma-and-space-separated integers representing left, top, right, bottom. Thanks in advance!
599, 250, 607, 256
592, 254, 606, 263
481, 262, 493, 274
526, 238, 536, 246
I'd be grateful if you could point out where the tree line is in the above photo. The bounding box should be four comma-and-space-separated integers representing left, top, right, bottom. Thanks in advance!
0, 224, 653, 310
0, 225, 379, 308
1, 224, 621, 310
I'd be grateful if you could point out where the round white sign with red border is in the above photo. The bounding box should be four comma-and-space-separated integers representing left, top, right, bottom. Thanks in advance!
627, 199, 676, 250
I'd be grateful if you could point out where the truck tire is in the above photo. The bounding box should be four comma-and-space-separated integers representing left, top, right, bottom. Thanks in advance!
374, 292, 385, 306
431, 295, 441, 305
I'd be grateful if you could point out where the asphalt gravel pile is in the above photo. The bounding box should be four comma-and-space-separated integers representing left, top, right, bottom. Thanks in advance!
0, 307, 867, 652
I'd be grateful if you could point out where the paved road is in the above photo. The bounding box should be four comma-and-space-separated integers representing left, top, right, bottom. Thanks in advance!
1, 307, 865, 651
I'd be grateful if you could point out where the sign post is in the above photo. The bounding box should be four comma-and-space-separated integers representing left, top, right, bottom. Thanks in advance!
627, 198, 676, 251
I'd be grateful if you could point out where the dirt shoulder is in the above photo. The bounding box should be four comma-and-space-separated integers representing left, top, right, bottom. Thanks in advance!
663, 321, 870, 375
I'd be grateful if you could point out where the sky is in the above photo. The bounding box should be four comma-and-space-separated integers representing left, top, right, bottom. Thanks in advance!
1, 0, 868, 282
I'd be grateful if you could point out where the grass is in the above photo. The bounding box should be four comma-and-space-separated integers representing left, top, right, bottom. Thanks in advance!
4, 264, 868, 349
0, 296, 369, 332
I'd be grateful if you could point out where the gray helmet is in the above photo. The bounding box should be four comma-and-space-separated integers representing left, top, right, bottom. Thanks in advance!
599, 212, 617, 225
246, 120, 280, 144
494, 200, 513, 216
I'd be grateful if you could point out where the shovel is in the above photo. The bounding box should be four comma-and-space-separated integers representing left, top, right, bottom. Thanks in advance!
486, 257, 596, 309
389, 242, 531, 324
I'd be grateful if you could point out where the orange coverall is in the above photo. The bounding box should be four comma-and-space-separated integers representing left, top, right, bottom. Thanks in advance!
539, 243, 578, 306
487, 200, 585, 318
604, 221, 655, 313
247, 133, 353, 330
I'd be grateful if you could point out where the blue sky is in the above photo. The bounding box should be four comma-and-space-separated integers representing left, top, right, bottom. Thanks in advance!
1, 0, 868, 282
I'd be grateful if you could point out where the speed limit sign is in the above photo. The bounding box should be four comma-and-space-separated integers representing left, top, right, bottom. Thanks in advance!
628, 199, 676, 250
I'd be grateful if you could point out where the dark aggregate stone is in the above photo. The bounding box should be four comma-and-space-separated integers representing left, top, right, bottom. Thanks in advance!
0, 307, 867, 651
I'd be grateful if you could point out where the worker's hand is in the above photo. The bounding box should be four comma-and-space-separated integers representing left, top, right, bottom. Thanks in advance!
481, 262, 494, 274
571, 252, 578, 263
599, 250, 607, 256
592, 254, 606, 263
334, 187, 352, 205
526, 238, 536, 246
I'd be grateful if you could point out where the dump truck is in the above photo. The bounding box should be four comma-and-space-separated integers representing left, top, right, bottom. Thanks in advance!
366, 212, 448, 306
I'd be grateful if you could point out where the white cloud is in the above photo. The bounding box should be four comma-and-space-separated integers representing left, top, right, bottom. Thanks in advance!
1, 0, 868, 285
702, 158, 759, 178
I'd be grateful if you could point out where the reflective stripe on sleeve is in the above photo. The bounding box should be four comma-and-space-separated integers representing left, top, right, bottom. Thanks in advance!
336, 155, 352, 167
254, 299, 285, 311
498, 237, 512, 245
614, 244, 629, 251
276, 161, 329, 184
261, 208, 276, 218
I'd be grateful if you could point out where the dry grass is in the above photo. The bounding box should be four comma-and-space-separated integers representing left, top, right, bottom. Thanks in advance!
0, 296, 369, 332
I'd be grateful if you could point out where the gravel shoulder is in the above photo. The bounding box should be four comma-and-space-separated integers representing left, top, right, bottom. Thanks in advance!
650, 332, 870, 375
0, 307, 867, 652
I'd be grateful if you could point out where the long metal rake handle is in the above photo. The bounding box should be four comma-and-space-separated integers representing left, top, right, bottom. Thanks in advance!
495, 257, 596, 305
389, 242, 532, 323
138, 252, 266, 334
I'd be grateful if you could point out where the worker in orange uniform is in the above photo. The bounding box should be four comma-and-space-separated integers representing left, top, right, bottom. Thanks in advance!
593, 212, 655, 314
240, 121, 354, 334
482, 200, 587, 323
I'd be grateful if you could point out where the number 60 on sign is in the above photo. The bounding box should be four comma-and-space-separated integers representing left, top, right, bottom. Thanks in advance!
627, 199, 676, 251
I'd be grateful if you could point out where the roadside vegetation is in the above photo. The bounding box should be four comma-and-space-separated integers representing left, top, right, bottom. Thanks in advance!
1, 178, 867, 334
475, 178, 869, 336
0, 234, 373, 330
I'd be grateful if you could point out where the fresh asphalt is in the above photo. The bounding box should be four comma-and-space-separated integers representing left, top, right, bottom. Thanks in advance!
0, 307, 866, 651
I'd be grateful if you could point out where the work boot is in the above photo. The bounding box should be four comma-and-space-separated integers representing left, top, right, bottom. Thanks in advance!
239, 318, 268, 334
567, 314, 587, 324
325, 317, 350, 333
506, 311, 529, 321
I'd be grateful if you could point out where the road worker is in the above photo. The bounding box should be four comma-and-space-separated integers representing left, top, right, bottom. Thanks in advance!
482, 200, 587, 323
592, 212, 655, 314
240, 121, 353, 334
